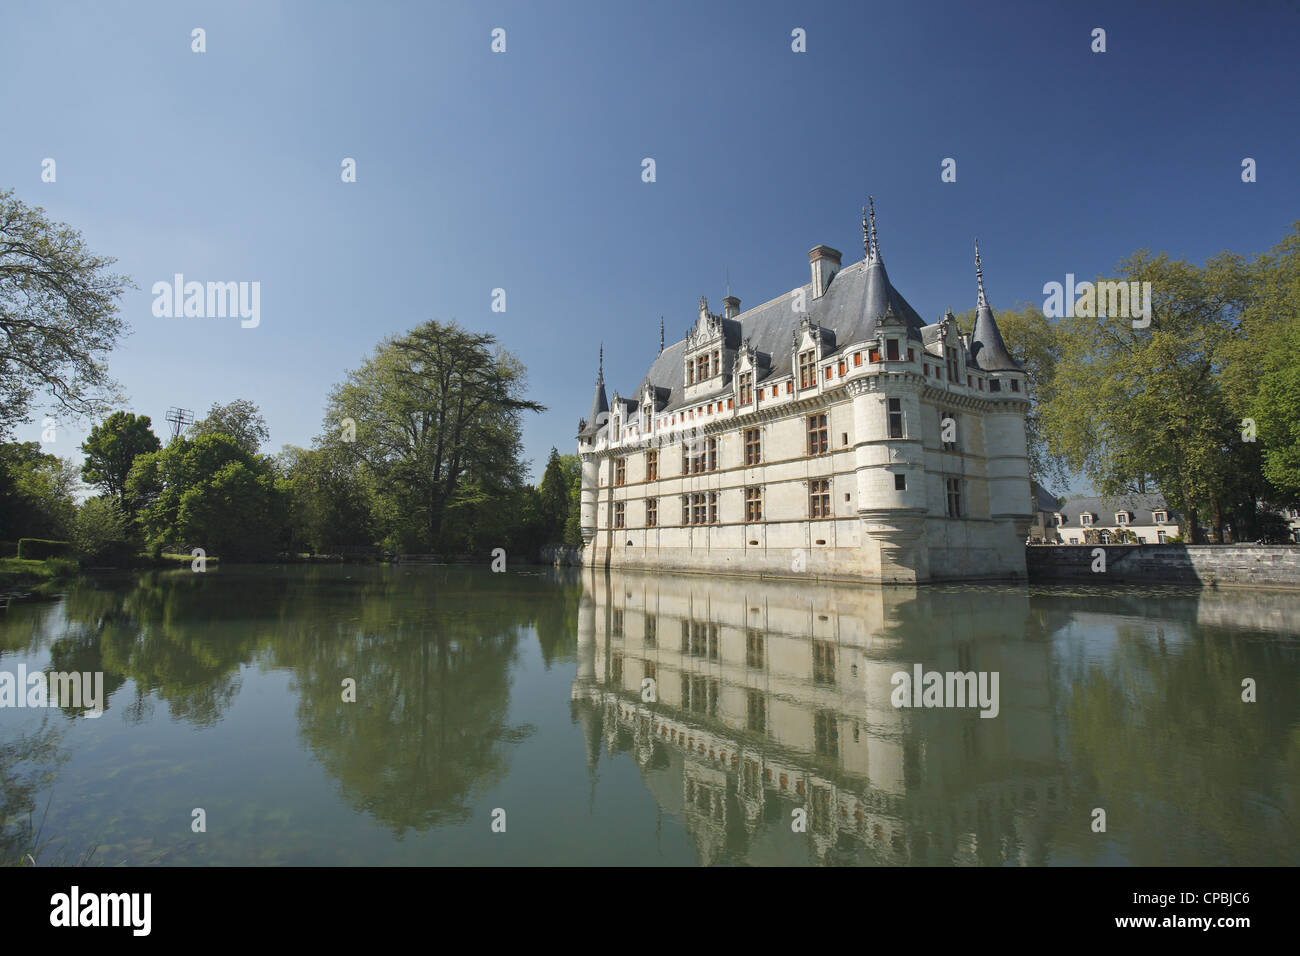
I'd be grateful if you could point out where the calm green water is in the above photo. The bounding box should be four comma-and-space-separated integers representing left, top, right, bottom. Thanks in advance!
1, 564, 1297, 866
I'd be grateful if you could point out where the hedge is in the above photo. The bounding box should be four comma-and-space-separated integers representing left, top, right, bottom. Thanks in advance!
17, 538, 75, 560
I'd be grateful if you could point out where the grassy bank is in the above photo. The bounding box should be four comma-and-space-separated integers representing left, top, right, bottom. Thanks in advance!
0, 557, 78, 592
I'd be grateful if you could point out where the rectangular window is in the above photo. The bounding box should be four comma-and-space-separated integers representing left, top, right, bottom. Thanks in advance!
646, 497, 657, 527
941, 410, 958, 451
869, 346, 880, 362
888, 398, 903, 439
712, 350, 720, 376
807, 413, 828, 456
1154, 511, 1167, 524
1157, 530, 1167, 543
614, 501, 625, 528
886, 339, 899, 361
989, 378, 1001, 392
746, 630, 764, 669
923, 364, 930, 377
646, 449, 658, 480
824, 367, 832, 381
786, 382, 793, 394
810, 478, 831, 518
708, 491, 718, 525
707, 436, 717, 472
681, 496, 689, 525
692, 493, 706, 526
615, 457, 626, 485
946, 353, 959, 381
645, 615, 656, 647
744, 427, 761, 465
908, 348, 915, 362
945, 477, 962, 518
895, 474, 906, 491
745, 486, 762, 522
739, 371, 753, 405
838, 360, 846, 376
854, 352, 862, 367
1010, 379, 1020, 392
799, 350, 816, 388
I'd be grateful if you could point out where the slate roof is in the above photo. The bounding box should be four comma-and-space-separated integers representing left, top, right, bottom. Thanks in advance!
971, 300, 1021, 371
1056, 494, 1177, 528
1031, 480, 1061, 513
633, 255, 929, 415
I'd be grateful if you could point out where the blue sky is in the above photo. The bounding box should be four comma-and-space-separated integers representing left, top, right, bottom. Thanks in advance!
3, 0, 1298, 492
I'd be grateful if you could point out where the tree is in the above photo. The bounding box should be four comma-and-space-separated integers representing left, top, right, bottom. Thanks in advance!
957, 303, 1064, 490
536, 448, 570, 543
190, 399, 270, 454
80, 411, 161, 508
321, 320, 543, 552
0, 189, 133, 436
280, 444, 376, 553
72, 496, 129, 562
126, 433, 289, 560
1041, 250, 1251, 543
0, 441, 78, 540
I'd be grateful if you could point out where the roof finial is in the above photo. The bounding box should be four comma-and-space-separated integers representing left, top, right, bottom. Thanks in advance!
868, 195, 879, 260
597, 343, 604, 384
975, 238, 986, 307
861, 205, 871, 261
659, 317, 664, 354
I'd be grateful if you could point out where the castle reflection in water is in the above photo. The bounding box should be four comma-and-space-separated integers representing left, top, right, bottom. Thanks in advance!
570, 569, 1067, 865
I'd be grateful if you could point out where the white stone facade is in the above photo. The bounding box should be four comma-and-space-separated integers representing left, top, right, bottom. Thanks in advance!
576, 213, 1033, 584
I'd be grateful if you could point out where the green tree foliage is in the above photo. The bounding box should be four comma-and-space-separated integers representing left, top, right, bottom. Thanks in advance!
280, 444, 376, 553
0, 189, 133, 437
190, 399, 270, 454
126, 433, 289, 560
537, 447, 576, 545
0, 441, 78, 540
563, 454, 583, 547
1230, 225, 1300, 500
80, 411, 160, 507
320, 320, 543, 552
1042, 250, 1252, 542
72, 496, 129, 562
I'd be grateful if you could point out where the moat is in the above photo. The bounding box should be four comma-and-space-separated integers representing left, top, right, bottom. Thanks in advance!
1, 564, 1296, 866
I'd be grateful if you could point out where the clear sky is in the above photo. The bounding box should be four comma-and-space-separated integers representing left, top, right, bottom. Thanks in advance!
3, 0, 1298, 492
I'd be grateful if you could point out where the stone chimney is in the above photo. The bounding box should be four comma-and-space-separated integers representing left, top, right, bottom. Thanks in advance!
723, 295, 741, 319
809, 245, 842, 299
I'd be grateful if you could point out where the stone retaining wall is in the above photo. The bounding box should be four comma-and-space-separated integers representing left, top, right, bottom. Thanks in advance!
1027, 544, 1300, 590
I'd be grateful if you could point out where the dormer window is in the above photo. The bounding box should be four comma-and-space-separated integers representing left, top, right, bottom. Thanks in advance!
886, 339, 899, 361
1154, 511, 1167, 524
799, 350, 816, 388
1080, 513, 1093, 527
1054, 514, 1063, 526
738, 371, 753, 405
1116, 512, 1129, 525
946, 351, 959, 381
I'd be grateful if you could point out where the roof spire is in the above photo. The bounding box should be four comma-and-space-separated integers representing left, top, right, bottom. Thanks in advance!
659, 317, 664, 354
868, 195, 879, 261
975, 238, 986, 307
597, 343, 604, 384
861, 204, 871, 261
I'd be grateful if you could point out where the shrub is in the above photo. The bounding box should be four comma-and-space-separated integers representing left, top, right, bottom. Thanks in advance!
17, 538, 73, 560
